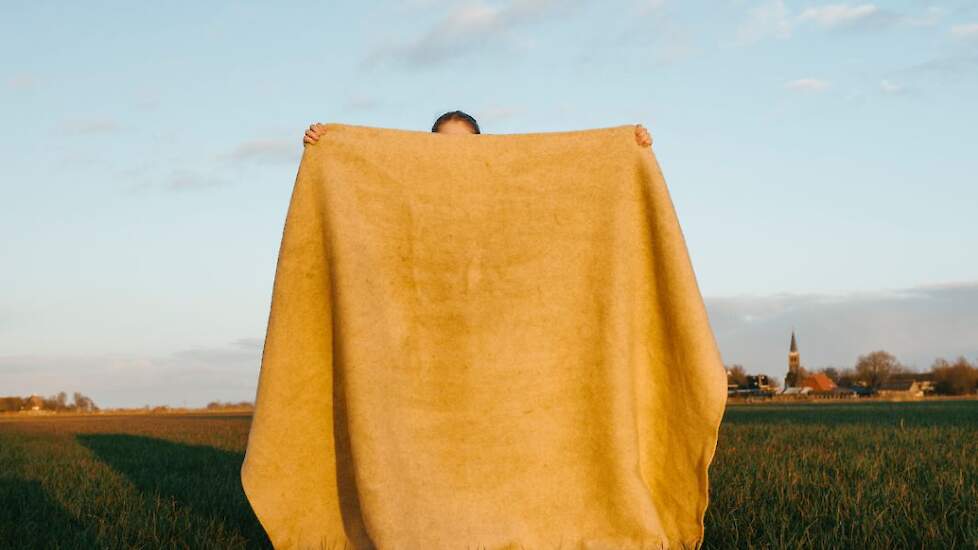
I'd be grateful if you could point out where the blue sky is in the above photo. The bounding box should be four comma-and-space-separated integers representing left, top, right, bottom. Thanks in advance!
2, 1, 977, 408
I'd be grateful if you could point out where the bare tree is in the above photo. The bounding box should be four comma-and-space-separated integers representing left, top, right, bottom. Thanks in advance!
0, 397, 21, 412
854, 350, 902, 389
931, 356, 978, 395
836, 367, 859, 387
726, 364, 749, 388
72, 392, 98, 413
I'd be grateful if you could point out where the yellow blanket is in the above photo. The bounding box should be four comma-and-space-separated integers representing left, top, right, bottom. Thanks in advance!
240, 122, 728, 549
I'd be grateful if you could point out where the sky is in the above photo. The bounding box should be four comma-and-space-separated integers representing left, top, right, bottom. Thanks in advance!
1, 0, 977, 408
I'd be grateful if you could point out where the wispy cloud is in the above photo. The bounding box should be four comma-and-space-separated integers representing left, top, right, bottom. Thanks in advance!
124, 168, 230, 194
166, 169, 229, 191
0, 338, 263, 409
735, 0, 792, 44
796, 4, 888, 29
950, 22, 978, 39
361, 0, 583, 69
634, 0, 667, 17
63, 118, 122, 136
902, 6, 946, 27
887, 52, 978, 78
784, 78, 831, 92
218, 138, 299, 164
475, 104, 525, 124
735, 2, 945, 44
878, 78, 907, 95
8, 279, 977, 407
344, 93, 382, 112
5, 73, 39, 91
707, 280, 978, 379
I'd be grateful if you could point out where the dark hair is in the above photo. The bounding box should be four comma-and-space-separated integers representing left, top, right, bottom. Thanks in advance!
431, 110, 481, 134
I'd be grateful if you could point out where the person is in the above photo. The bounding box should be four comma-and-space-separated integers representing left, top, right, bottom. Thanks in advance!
302, 110, 652, 147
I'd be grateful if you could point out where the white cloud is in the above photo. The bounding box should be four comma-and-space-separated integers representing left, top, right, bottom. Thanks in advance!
879, 79, 905, 94
361, 0, 582, 68
219, 138, 299, 164
796, 4, 881, 29
5, 73, 38, 91
736, 0, 792, 44
0, 338, 263, 409
475, 104, 525, 124
706, 280, 978, 379
635, 0, 667, 16
902, 6, 946, 27
167, 169, 229, 191
63, 118, 122, 135
735, 2, 945, 44
784, 78, 831, 92
950, 23, 978, 39
344, 93, 382, 111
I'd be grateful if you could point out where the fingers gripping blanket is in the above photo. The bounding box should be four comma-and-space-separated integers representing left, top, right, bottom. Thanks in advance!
240, 123, 728, 549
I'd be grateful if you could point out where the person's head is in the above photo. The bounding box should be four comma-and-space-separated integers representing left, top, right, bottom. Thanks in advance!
431, 110, 480, 134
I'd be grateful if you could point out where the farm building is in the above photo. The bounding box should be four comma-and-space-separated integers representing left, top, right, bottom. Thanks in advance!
26, 395, 43, 410
877, 379, 928, 398
779, 386, 812, 396
884, 372, 936, 396
746, 374, 775, 392
800, 372, 836, 392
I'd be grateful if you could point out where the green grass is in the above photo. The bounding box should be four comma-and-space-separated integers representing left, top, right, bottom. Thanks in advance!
704, 400, 978, 549
1, 401, 976, 548
0, 414, 269, 549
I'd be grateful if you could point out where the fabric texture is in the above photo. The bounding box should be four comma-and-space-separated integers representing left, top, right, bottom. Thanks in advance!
240, 122, 728, 549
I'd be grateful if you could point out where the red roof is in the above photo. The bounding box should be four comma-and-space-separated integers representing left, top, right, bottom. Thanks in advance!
800, 372, 837, 392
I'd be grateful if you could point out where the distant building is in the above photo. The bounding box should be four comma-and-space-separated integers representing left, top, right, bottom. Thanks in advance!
784, 330, 803, 388
885, 372, 935, 396
726, 371, 775, 399
800, 372, 837, 393
745, 374, 775, 392
26, 395, 43, 411
877, 379, 927, 398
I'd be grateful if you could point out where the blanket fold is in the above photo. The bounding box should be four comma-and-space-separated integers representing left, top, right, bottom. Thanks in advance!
240, 122, 727, 549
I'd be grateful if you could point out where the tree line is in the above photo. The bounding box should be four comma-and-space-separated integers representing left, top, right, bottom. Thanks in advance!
0, 391, 99, 413
726, 351, 978, 395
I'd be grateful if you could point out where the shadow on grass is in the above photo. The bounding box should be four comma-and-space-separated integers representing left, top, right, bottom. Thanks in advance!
0, 477, 99, 547
76, 434, 271, 549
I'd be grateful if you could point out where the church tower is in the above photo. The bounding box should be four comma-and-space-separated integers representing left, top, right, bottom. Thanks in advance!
785, 330, 801, 387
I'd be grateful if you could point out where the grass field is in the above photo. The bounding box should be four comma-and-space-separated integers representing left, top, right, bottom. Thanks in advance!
704, 400, 978, 549
1, 400, 976, 549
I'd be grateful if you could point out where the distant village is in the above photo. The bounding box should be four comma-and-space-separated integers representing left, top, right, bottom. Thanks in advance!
727, 330, 978, 400
3, 332, 975, 413
0, 392, 254, 415
0, 391, 99, 413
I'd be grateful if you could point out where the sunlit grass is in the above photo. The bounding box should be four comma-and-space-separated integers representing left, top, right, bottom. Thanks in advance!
704, 400, 978, 548
1, 401, 976, 548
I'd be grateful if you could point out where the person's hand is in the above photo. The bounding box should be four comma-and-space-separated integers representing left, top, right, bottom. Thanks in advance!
634, 124, 652, 147
303, 123, 327, 146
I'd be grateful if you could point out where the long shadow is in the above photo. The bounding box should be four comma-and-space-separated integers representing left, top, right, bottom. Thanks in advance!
0, 477, 99, 548
76, 434, 272, 549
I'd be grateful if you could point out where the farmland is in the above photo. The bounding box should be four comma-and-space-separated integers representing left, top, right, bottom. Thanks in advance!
1, 400, 976, 548
705, 399, 978, 548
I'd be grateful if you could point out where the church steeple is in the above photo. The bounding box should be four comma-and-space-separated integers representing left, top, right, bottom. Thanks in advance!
786, 329, 801, 387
